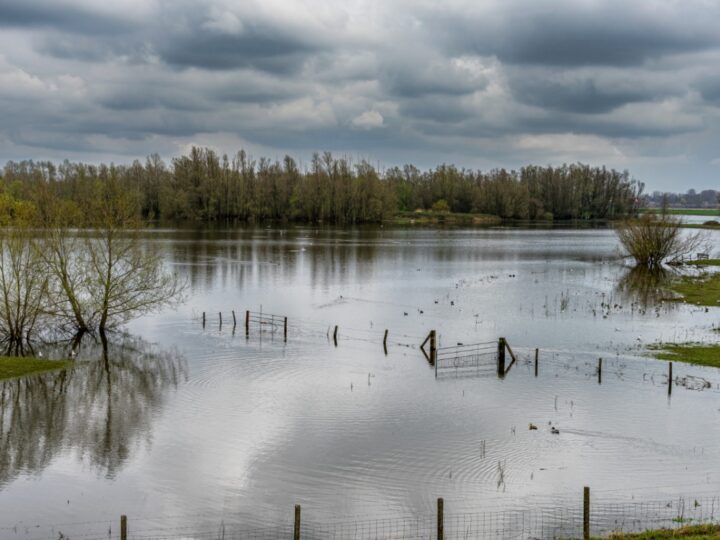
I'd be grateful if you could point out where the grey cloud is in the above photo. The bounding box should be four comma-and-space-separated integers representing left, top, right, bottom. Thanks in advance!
155, 27, 319, 73
0, 0, 133, 34
422, 1, 720, 67
507, 72, 670, 114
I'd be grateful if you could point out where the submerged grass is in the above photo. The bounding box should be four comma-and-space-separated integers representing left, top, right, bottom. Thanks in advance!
597, 524, 720, 539
648, 343, 720, 368
0, 356, 73, 380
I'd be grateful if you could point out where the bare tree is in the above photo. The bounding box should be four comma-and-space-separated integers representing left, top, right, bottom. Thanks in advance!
616, 215, 706, 268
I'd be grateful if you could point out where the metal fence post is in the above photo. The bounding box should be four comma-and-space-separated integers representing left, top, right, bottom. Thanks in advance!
583, 486, 590, 540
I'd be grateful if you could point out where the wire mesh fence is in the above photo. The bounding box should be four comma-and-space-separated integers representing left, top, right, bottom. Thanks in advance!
16, 493, 720, 540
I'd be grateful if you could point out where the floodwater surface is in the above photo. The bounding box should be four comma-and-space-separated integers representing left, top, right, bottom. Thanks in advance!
1, 225, 720, 538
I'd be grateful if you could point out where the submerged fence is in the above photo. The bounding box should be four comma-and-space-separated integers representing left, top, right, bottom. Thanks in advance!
33, 490, 720, 540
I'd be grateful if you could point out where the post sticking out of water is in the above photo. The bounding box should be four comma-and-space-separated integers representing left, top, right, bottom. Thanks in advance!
219, 312, 222, 328
430, 330, 437, 364
598, 358, 602, 385
232, 310, 237, 327
333, 325, 338, 346
583, 486, 590, 540
668, 362, 673, 395
497, 337, 506, 378
534, 348, 539, 377
293, 504, 301, 540
437, 497, 444, 540
245, 310, 250, 337
120, 515, 127, 540
202, 312, 206, 328
284, 317, 288, 342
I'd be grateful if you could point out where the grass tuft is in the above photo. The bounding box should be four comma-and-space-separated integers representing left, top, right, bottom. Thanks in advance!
599, 523, 720, 539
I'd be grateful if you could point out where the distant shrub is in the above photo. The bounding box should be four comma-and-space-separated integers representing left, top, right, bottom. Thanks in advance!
431, 199, 450, 213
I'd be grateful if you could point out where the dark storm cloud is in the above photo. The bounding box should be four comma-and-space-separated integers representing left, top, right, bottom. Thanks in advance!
507, 73, 668, 114
155, 25, 319, 73
0, 0, 133, 34
423, 2, 720, 67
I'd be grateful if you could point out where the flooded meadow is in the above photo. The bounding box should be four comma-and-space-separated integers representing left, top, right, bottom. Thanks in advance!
1, 224, 720, 538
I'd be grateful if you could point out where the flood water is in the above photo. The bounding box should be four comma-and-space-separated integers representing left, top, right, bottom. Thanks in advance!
1, 224, 720, 539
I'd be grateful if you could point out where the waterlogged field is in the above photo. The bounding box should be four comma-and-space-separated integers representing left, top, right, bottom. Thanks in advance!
1, 224, 720, 538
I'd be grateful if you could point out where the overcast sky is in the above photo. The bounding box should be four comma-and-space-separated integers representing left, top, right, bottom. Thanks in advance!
1, 0, 719, 191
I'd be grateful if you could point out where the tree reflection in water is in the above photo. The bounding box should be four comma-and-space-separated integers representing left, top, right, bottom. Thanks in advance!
0, 333, 186, 487
615, 265, 677, 311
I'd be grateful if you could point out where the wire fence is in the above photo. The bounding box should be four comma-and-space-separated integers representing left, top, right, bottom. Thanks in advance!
14, 493, 720, 540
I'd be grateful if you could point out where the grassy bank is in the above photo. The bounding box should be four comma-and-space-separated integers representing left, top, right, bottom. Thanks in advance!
390, 211, 502, 226
641, 208, 720, 217
599, 524, 720, 539
685, 259, 720, 267
0, 356, 73, 380
649, 343, 720, 368
668, 272, 720, 307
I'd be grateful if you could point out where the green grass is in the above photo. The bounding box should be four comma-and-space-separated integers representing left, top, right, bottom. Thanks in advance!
648, 343, 720, 368
641, 208, 720, 217
669, 272, 720, 307
597, 523, 720, 539
685, 259, 720, 267
0, 356, 73, 380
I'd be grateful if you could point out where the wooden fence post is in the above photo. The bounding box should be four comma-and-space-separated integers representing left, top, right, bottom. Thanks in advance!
202, 312, 205, 328
497, 337, 506, 378
333, 325, 338, 346
294, 504, 301, 540
284, 317, 288, 342
668, 362, 673, 395
245, 310, 250, 337
534, 348, 539, 377
120, 515, 127, 540
598, 358, 602, 385
437, 497, 444, 540
219, 312, 222, 328
232, 310, 237, 327
430, 330, 437, 364
383, 329, 388, 354
583, 486, 590, 540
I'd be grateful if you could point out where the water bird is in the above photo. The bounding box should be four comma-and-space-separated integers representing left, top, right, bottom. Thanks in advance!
529, 423, 538, 430
551, 426, 560, 435
450, 301, 455, 306
403, 312, 408, 316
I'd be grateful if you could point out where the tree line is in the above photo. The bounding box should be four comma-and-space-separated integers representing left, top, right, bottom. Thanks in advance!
1, 148, 643, 224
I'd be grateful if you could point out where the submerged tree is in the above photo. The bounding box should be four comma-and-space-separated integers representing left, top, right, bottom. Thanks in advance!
34, 175, 184, 335
0, 228, 48, 354
616, 215, 706, 268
